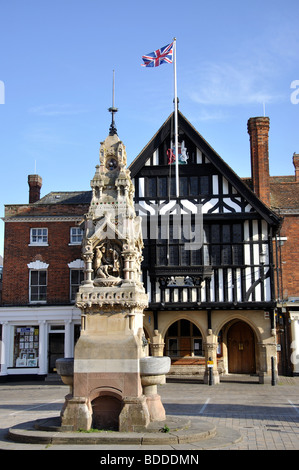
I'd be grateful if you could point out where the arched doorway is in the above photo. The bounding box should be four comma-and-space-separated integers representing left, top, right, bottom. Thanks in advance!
227, 321, 256, 374
165, 319, 203, 359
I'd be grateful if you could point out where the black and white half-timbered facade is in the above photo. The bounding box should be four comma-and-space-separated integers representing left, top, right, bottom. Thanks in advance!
130, 111, 281, 383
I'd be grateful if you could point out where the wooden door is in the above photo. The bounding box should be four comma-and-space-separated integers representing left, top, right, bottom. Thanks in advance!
48, 333, 64, 373
180, 338, 191, 356
228, 321, 256, 374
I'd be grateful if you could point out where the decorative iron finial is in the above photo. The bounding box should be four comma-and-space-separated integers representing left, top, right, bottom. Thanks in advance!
108, 70, 118, 136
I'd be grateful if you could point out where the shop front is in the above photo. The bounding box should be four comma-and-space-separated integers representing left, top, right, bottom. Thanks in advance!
0, 306, 80, 379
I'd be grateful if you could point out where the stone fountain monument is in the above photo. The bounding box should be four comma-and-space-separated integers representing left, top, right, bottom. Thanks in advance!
56, 112, 170, 432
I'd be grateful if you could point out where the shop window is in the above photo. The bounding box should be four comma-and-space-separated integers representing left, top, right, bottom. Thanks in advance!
13, 326, 39, 368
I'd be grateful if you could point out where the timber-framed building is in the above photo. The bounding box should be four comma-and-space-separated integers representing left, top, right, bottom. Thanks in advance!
130, 111, 281, 383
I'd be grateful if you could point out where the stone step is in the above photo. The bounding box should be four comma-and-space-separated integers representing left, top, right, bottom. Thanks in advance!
6, 415, 242, 449
8, 415, 217, 446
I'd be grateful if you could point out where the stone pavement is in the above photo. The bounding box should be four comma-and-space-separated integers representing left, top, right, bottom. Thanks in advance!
0, 374, 299, 452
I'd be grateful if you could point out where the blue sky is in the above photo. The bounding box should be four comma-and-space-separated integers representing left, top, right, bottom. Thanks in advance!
0, 0, 299, 257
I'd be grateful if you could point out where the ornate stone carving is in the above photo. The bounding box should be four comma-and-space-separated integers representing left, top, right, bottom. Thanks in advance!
76, 131, 148, 311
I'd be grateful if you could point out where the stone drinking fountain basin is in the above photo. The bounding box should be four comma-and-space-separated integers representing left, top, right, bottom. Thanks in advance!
139, 356, 171, 422
56, 355, 171, 424
56, 357, 74, 392
139, 356, 170, 376
56, 356, 170, 386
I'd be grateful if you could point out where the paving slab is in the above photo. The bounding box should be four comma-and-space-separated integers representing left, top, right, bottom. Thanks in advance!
1, 375, 299, 452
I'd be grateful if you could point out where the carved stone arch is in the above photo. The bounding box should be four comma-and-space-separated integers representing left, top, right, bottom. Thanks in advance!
163, 316, 206, 359
89, 387, 123, 431
215, 313, 262, 344
216, 315, 259, 375
162, 315, 206, 342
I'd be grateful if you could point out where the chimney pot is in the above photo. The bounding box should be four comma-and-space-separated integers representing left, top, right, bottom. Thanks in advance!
28, 174, 42, 203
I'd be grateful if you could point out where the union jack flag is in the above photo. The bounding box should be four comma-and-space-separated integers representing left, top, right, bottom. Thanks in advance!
141, 42, 173, 67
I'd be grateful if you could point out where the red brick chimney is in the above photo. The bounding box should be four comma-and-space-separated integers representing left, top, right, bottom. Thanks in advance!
293, 153, 299, 182
28, 174, 42, 203
247, 117, 270, 206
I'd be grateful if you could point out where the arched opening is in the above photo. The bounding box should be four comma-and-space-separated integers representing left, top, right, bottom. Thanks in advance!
227, 321, 256, 374
165, 319, 203, 362
91, 393, 122, 431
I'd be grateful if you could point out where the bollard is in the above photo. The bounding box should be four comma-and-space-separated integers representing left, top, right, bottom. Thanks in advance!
271, 356, 276, 386
208, 357, 214, 386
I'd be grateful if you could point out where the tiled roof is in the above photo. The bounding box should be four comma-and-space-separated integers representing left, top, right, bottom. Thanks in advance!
36, 191, 92, 205
270, 179, 299, 210
243, 176, 299, 211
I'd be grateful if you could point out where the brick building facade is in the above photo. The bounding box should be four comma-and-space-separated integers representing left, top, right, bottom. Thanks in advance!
270, 155, 299, 375
0, 112, 298, 380
0, 191, 91, 377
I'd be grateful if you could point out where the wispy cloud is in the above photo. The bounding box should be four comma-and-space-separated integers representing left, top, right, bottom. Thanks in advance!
22, 124, 80, 147
29, 104, 88, 116
191, 108, 229, 122
186, 60, 284, 110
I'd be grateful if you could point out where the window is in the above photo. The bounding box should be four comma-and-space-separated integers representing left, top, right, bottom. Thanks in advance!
29, 270, 47, 302
155, 217, 205, 267
206, 223, 243, 266
70, 227, 83, 244
70, 269, 84, 301
168, 338, 178, 356
158, 177, 167, 197
147, 178, 157, 197
30, 228, 48, 245
166, 320, 203, 357
13, 326, 39, 368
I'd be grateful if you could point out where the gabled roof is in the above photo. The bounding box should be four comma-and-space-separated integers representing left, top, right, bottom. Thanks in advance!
129, 110, 281, 227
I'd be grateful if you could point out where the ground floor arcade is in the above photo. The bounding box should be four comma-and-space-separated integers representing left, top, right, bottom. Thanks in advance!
0, 306, 279, 383
143, 309, 278, 384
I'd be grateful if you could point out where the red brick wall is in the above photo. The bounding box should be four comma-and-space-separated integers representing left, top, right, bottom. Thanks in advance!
274, 214, 299, 300
2, 220, 83, 305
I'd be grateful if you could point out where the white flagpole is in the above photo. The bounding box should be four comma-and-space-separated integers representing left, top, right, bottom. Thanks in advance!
173, 37, 179, 198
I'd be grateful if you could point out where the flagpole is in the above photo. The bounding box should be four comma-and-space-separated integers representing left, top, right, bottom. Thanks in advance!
173, 37, 179, 198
